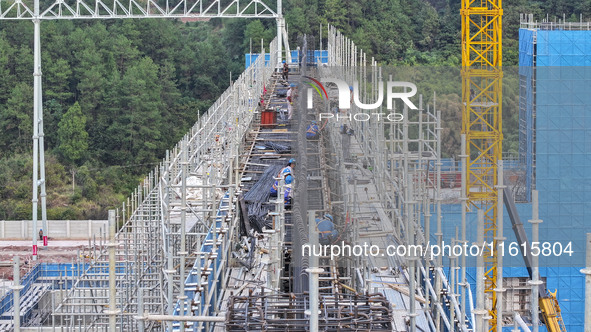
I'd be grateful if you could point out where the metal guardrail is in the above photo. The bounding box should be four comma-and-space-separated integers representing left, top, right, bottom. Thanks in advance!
0, 263, 41, 318
0, 262, 92, 318
521, 21, 591, 31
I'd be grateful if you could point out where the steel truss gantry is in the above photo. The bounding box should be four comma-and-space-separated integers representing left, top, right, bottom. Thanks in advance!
461, 0, 503, 331
0, 0, 278, 19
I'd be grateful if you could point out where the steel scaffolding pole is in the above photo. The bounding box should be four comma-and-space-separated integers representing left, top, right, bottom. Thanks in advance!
475, 210, 486, 332
31, 0, 44, 259
495, 160, 505, 332
108, 210, 119, 331
12, 257, 22, 332
460, 133, 468, 330
306, 210, 323, 332
529, 190, 543, 332
276, 0, 283, 66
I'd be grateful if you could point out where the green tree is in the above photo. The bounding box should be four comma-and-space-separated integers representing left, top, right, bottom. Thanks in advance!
57, 102, 89, 164
243, 20, 274, 53
44, 58, 73, 104
106, 57, 164, 167
0, 34, 15, 104
0, 83, 33, 153
324, 0, 348, 33
285, 6, 313, 38
13, 45, 33, 84
43, 99, 65, 149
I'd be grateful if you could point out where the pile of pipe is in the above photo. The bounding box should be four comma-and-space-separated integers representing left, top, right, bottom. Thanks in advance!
262, 141, 291, 154
247, 203, 271, 233
243, 164, 283, 232
243, 164, 283, 203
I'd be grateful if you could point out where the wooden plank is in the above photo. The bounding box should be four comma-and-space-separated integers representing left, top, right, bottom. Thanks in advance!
245, 162, 271, 167
238, 197, 251, 235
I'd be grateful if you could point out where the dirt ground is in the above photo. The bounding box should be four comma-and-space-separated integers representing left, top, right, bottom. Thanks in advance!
0, 240, 90, 280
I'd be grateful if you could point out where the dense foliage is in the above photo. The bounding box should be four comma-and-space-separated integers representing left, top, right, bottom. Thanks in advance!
0, 19, 257, 219
285, 0, 591, 66
0, 0, 587, 219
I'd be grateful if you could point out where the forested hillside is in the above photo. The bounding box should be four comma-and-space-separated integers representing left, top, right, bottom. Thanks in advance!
0, 18, 273, 219
285, 0, 591, 66
0, 0, 587, 219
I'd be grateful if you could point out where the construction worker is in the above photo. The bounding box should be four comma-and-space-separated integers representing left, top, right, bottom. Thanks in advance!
269, 172, 294, 206
286, 84, 295, 103
275, 158, 294, 176
270, 159, 295, 197
39, 229, 43, 241
283, 174, 294, 206
286, 84, 296, 120
282, 60, 289, 81
285, 158, 295, 173
316, 214, 338, 245
306, 120, 320, 139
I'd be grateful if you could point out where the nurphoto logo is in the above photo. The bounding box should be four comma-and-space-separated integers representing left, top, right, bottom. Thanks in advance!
304, 76, 418, 110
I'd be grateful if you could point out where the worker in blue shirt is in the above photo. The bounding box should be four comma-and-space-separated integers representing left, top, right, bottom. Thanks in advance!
270, 159, 295, 199
270, 174, 293, 207
281, 158, 295, 176
283, 174, 293, 206
306, 121, 320, 139
316, 214, 338, 244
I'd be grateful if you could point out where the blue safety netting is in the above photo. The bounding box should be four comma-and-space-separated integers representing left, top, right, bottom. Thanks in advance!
245, 50, 329, 69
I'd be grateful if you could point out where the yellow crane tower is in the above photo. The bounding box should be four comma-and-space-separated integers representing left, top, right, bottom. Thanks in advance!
462, 3, 569, 331
461, 0, 503, 330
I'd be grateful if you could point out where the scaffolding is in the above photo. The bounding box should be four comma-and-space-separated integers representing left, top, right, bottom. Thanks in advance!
0, 25, 498, 331
216, 26, 473, 330
48, 39, 277, 331
309, 24, 473, 332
